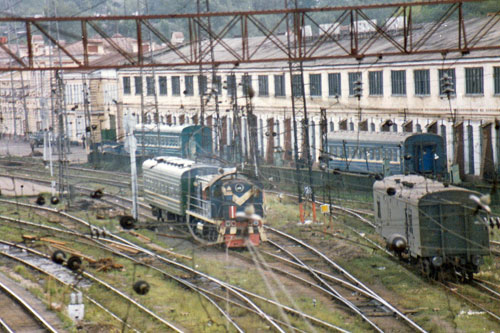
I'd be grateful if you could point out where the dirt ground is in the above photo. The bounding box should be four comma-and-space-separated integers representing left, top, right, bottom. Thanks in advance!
0, 176, 53, 196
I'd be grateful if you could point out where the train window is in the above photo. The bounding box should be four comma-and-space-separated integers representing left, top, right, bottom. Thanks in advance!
387, 149, 392, 161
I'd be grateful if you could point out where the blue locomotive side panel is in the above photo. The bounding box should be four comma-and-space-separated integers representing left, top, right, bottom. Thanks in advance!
135, 124, 212, 159
327, 131, 446, 176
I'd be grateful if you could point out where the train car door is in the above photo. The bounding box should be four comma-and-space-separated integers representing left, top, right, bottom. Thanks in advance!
415, 144, 435, 173
405, 206, 413, 249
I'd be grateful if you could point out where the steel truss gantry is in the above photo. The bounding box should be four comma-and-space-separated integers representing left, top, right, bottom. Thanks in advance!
0, 0, 497, 71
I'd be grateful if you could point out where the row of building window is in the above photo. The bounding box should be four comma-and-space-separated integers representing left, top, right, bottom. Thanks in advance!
123, 66, 500, 98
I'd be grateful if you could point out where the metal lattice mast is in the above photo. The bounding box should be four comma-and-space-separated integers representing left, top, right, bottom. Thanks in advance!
286, 0, 316, 221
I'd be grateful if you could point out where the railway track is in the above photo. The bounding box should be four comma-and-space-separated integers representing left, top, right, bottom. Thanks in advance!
0, 240, 140, 332
318, 199, 500, 328
263, 226, 427, 333
0, 198, 348, 332
0, 277, 59, 333
2, 162, 500, 331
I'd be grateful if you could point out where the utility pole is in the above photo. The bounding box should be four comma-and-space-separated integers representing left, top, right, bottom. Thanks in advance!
246, 85, 259, 178
196, 0, 206, 127
125, 111, 138, 222
143, 0, 161, 156
320, 107, 332, 226
55, 70, 69, 203
230, 72, 242, 166
82, 74, 92, 155
285, 0, 316, 222
204, 0, 221, 160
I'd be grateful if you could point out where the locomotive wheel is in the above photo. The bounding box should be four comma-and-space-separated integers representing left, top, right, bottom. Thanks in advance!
205, 226, 218, 242
189, 219, 202, 237
420, 258, 431, 278
186, 218, 219, 246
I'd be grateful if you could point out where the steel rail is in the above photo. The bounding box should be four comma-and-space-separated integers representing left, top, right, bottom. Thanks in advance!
472, 280, 500, 301
0, 168, 130, 188
0, 280, 60, 333
265, 226, 428, 333
438, 281, 500, 323
332, 204, 500, 327
0, 215, 245, 333
80, 273, 184, 333
0, 318, 14, 333
117, 232, 348, 332
0, 199, 286, 332
0, 243, 141, 333
266, 239, 384, 333
259, 249, 380, 299
0, 241, 183, 332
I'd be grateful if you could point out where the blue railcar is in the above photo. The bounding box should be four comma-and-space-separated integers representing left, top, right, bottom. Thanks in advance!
134, 124, 212, 158
327, 131, 446, 176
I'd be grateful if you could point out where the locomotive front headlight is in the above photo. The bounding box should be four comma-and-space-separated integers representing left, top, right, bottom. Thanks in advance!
472, 255, 483, 266
431, 256, 443, 267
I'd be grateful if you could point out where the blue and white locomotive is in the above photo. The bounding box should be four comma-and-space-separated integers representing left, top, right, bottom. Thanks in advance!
326, 131, 446, 176
142, 156, 266, 248
134, 124, 212, 158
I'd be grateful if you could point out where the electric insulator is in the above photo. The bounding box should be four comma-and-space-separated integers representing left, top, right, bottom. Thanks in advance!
51, 250, 66, 264
90, 189, 103, 199
36, 195, 45, 206
386, 187, 396, 196
133, 280, 150, 295
50, 196, 60, 205
67, 256, 82, 271
120, 216, 136, 230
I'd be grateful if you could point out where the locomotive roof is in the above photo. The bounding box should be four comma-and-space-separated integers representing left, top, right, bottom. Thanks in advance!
134, 124, 202, 134
327, 131, 436, 144
373, 175, 474, 205
142, 156, 219, 177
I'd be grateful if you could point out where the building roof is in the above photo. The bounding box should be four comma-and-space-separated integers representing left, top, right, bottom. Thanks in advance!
145, 16, 500, 71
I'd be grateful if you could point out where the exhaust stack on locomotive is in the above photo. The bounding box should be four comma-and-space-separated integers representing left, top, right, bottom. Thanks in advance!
142, 156, 266, 248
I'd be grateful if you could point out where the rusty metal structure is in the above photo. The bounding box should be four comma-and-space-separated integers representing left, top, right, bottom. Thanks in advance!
0, 0, 496, 71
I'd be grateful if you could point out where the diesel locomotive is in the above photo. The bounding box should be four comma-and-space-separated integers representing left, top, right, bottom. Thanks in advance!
142, 156, 266, 248
373, 175, 490, 280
